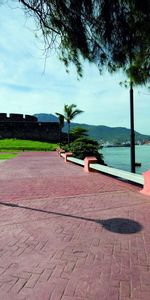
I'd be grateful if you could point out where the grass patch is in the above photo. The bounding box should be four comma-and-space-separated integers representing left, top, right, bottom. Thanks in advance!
0, 139, 58, 151
0, 153, 17, 160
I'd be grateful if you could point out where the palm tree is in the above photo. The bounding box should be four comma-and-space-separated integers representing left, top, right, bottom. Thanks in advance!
56, 104, 83, 145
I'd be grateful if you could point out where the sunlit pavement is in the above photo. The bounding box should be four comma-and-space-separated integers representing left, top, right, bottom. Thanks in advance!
0, 152, 149, 300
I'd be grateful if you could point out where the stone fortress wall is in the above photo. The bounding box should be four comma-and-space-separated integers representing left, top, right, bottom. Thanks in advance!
0, 113, 38, 122
0, 113, 60, 142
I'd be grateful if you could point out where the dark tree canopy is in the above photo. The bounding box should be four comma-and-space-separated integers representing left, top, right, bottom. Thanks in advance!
19, 0, 150, 82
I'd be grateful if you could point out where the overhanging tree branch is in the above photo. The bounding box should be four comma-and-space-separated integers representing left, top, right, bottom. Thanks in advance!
19, 0, 60, 34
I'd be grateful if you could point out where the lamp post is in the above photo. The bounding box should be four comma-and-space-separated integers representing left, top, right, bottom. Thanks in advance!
130, 81, 135, 173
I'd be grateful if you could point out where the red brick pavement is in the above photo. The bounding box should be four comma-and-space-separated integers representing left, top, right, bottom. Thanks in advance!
0, 152, 149, 300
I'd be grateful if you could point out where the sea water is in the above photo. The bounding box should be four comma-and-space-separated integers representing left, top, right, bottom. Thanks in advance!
101, 145, 150, 174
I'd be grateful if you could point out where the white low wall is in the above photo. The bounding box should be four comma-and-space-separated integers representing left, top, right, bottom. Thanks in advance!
60, 153, 144, 185
90, 163, 144, 185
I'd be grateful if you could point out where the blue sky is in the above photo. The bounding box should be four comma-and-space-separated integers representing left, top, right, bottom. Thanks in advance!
0, 1, 150, 134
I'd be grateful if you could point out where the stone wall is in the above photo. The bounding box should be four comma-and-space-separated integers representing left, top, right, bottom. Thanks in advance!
0, 114, 60, 142
0, 113, 37, 122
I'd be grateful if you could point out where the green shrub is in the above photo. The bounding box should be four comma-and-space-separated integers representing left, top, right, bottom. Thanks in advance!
70, 127, 88, 140
69, 137, 105, 164
61, 143, 70, 152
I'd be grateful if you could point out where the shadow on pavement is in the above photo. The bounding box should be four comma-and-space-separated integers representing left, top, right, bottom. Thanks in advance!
0, 201, 142, 234
99, 218, 142, 234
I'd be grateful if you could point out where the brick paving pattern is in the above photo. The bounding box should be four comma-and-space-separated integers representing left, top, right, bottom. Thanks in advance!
0, 152, 149, 300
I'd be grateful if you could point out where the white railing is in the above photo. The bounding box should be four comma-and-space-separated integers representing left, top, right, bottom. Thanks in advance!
90, 163, 144, 185
60, 153, 144, 185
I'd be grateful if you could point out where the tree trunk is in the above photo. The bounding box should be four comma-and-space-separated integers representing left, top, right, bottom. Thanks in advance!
68, 121, 70, 146
59, 125, 61, 147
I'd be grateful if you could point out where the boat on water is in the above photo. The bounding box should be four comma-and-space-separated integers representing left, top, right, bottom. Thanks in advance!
135, 162, 142, 167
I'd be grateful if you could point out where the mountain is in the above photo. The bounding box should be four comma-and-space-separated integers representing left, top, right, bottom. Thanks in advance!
34, 113, 58, 122
63, 123, 150, 143
34, 113, 150, 143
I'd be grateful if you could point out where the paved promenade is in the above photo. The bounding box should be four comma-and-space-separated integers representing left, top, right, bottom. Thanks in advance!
0, 152, 149, 300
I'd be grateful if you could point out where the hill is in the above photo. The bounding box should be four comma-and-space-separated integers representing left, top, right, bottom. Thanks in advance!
34, 113, 58, 122
63, 123, 150, 143
34, 113, 150, 143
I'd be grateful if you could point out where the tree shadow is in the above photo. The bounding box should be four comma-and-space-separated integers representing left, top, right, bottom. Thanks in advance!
0, 201, 142, 234
98, 218, 142, 234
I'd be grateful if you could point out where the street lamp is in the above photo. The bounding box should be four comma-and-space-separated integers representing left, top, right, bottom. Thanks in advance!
130, 81, 135, 173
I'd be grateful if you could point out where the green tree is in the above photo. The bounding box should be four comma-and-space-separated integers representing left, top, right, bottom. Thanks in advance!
56, 104, 83, 145
19, 1, 150, 76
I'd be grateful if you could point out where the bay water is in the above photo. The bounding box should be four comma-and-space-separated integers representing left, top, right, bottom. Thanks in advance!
101, 145, 150, 174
